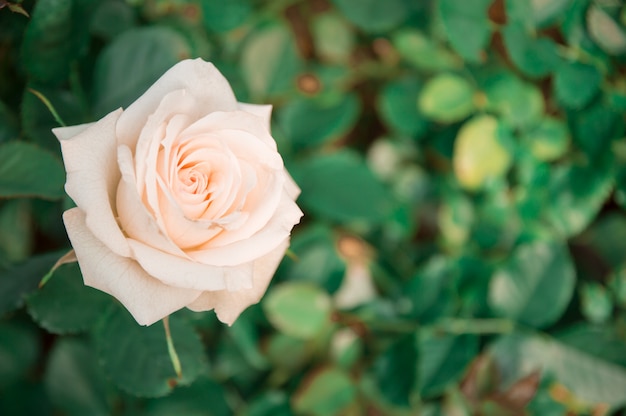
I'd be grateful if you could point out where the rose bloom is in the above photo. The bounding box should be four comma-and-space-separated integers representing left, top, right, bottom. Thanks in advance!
54, 59, 303, 326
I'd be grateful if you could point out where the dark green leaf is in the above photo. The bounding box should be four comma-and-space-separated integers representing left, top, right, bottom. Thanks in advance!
556, 323, 626, 367
0, 141, 65, 199
378, 77, 428, 137
331, 0, 409, 33
90, 0, 137, 40
0, 321, 40, 389
144, 378, 231, 416
294, 150, 396, 225
374, 333, 418, 406
95, 305, 207, 397
554, 61, 601, 109
570, 103, 624, 159
489, 240, 575, 328
418, 333, 478, 398
44, 338, 109, 416
279, 93, 360, 151
26, 262, 112, 334
502, 22, 560, 78
483, 72, 544, 130
0, 251, 64, 315
580, 282, 613, 324
93, 26, 192, 117
245, 391, 292, 416
201, 0, 251, 33
523, 116, 570, 162
490, 331, 626, 410
0, 199, 32, 263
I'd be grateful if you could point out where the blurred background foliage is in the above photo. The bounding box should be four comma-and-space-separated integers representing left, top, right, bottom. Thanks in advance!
1, 0, 626, 414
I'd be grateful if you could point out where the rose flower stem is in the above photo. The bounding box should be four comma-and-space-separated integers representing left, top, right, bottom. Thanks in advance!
163, 316, 182, 379
28, 88, 67, 127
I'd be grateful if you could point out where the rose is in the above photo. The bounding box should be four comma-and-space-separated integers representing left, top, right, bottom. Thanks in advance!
53, 59, 303, 326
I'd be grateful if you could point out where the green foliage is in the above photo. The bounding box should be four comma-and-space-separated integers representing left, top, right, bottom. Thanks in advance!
3, 0, 626, 414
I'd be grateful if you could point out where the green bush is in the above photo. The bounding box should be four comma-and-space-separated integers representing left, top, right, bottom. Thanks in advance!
1, 0, 626, 414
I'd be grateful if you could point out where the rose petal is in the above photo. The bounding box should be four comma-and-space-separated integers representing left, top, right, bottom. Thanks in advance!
116, 59, 239, 149
238, 102, 272, 132
116, 145, 187, 257
55, 109, 131, 258
284, 171, 301, 200
52, 122, 94, 141
126, 239, 250, 291
188, 192, 303, 265
187, 239, 290, 325
63, 208, 201, 326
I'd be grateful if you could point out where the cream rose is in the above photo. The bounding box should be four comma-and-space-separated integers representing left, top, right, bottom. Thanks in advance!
54, 59, 303, 326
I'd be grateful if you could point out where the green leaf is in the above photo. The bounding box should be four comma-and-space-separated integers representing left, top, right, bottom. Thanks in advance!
0, 199, 32, 263
580, 283, 613, 324
0, 251, 64, 315
0, 141, 65, 199
312, 12, 355, 64
95, 305, 207, 397
490, 331, 626, 410
331, 0, 410, 33
452, 115, 512, 191
392, 29, 461, 72
545, 162, 613, 237
294, 150, 396, 224
374, 333, 418, 406
200, 0, 251, 33
0, 321, 40, 389
418, 333, 478, 398
483, 72, 544, 129
587, 5, 626, 55
26, 262, 112, 334
144, 378, 231, 416
570, 103, 623, 159
241, 22, 303, 99
523, 117, 570, 162
489, 240, 575, 328
556, 323, 626, 367
293, 367, 357, 416
378, 77, 429, 138
531, 0, 572, 28
438, 0, 493, 62
263, 282, 332, 339
418, 73, 476, 123
502, 22, 560, 78
404, 256, 457, 322
20, 0, 93, 85
554, 61, 602, 109
44, 338, 109, 416
93, 26, 192, 117
282, 225, 346, 293
90, 0, 137, 40
245, 391, 291, 416
279, 93, 360, 151
0, 100, 18, 143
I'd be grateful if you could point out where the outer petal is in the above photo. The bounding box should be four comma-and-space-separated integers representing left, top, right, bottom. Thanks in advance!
52, 122, 94, 141
187, 239, 290, 325
238, 102, 272, 132
63, 208, 202, 326
126, 239, 240, 291
116, 59, 239, 149
55, 109, 131, 258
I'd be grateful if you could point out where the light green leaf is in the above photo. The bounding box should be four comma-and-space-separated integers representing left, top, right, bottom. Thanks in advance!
241, 22, 303, 99
483, 72, 544, 129
26, 262, 112, 334
580, 283, 613, 324
452, 115, 512, 191
0, 141, 65, 199
418, 73, 476, 123
312, 12, 355, 63
524, 116, 570, 162
392, 29, 461, 72
438, 0, 492, 62
44, 338, 109, 416
556, 323, 626, 367
93, 26, 192, 117
263, 282, 332, 339
587, 5, 626, 55
95, 305, 207, 397
489, 240, 575, 328
532, 0, 572, 28
490, 331, 626, 410
293, 367, 357, 416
